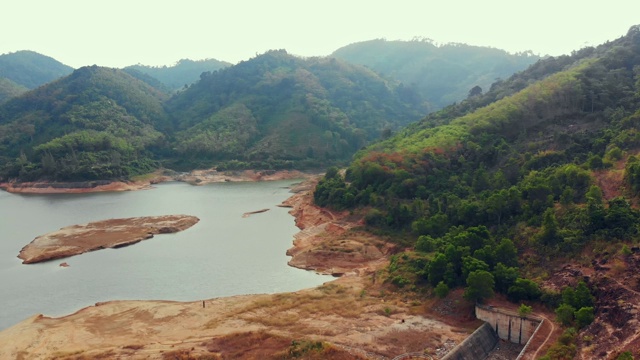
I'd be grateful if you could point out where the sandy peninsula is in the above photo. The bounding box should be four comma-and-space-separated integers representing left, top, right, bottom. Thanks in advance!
18, 215, 200, 264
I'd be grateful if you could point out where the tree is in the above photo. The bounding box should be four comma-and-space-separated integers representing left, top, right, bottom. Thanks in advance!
573, 281, 595, 309
462, 256, 489, 280
539, 208, 561, 246
428, 252, 448, 286
493, 263, 519, 293
464, 270, 495, 303
494, 238, 518, 267
556, 303, 575, 326
518, 304, 533, 317
574, 306, 595, 328
508, 278, 541, 302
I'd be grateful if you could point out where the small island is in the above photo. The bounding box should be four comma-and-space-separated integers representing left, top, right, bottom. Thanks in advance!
18, 215, 199, 264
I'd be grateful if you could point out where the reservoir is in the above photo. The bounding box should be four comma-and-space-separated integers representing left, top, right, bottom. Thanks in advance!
0, 180, 331, 330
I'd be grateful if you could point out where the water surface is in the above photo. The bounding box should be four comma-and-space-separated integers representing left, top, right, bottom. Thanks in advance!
0, 181, 331, 330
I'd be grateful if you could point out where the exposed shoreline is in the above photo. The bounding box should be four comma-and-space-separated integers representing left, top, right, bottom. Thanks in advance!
0, 169, 320, 194
0, 175, 476, 359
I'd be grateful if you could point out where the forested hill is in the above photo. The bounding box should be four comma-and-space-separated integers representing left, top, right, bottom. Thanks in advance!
0, 50, 73, 89
124, 58, 232, 91
164, 50, 425, 168
0, 78, 28, 103
315, 25, 640, 357
332, 39, 539, 111
0, 66, 169, 181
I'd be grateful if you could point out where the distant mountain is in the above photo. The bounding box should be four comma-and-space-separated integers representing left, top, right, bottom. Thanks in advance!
332, 39, 540, 111
0, 77, 28, 103
0, 50, 73, 89
165, 50, 425, 168
0, 66, 169, 181
125, 58, 232, 91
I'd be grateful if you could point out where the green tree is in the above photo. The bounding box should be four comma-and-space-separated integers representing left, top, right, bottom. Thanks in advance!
508, 278, 541, 302
428, 252, 448, 286
462, 256, 489, 280
556, 303, 576, 326
464, 270, 495, 303
573, 282, 595, 309
493, 263, 519, 293
494, 238, 518, 267
574, 306, 595, 328
539, 208, 561, 246
518, 304, 533, 317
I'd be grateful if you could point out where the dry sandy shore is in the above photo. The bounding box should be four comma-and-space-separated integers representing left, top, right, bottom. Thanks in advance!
18, 215, 200, 264
0, 169, 317, 194
0, 175, 475, 360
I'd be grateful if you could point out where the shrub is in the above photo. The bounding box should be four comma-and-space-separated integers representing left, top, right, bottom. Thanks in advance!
435, 281, 449, 298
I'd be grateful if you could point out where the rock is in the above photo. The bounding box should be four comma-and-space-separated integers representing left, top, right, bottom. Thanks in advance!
59, 262, 69, 267
18, 215, 199, 264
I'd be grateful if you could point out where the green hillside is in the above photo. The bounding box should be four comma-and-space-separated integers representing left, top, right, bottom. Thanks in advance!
0, 66, 169, 181
0, 50, 73, 89
165, 50, 425, 169
125, 58, 231, 91
315, 25, 640, 355
332, 39, 539, 111
0, 78, 28, 103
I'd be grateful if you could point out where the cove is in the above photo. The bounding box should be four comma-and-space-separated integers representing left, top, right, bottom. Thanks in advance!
0, 180, 331, 330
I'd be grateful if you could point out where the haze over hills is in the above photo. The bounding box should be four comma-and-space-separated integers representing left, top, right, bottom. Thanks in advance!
124, 58, 232, 91
0, 39, 589, 182
332, 39, 540, 111
0, 50, 426, 180
0, 50, 73, 89
0, 77, 28, 104
316, 25, 640, 358
165, 50, 425, 169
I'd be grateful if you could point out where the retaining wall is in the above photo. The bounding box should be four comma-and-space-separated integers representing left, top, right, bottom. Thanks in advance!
441, 322, 498, 360
475, 305, 541, 345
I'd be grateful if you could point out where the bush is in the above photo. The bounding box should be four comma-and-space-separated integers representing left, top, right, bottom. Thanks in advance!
556, 303, 575, 326
507, 278, 541, 302
518, 304, 533, 317
616, 351, 634, 360
435, 281, 449, 298
574, 306, 595, 328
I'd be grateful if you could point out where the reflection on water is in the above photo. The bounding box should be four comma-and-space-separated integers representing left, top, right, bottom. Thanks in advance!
0, 181, 330, 330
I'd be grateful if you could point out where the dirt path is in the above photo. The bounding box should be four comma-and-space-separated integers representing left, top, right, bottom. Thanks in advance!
528, 314, 556, 360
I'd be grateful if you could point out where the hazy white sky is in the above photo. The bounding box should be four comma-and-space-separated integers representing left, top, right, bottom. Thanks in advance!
2, 0, 638, 68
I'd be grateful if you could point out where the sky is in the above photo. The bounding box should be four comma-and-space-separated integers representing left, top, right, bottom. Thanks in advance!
2, 0, 638, 69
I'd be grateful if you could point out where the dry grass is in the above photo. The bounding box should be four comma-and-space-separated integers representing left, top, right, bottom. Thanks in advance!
52, 350, 116, 360
206, 283, 378, 332
375, 329, 443, 357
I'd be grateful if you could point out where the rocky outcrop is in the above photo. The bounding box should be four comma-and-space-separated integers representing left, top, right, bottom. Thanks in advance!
18, 215, 199, 264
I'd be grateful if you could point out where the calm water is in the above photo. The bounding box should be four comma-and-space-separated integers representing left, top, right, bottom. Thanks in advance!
0, 180, 331, 330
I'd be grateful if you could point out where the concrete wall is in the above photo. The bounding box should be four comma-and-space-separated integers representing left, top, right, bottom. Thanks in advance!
475, 305, 541, 345
441, 322, 498, 360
